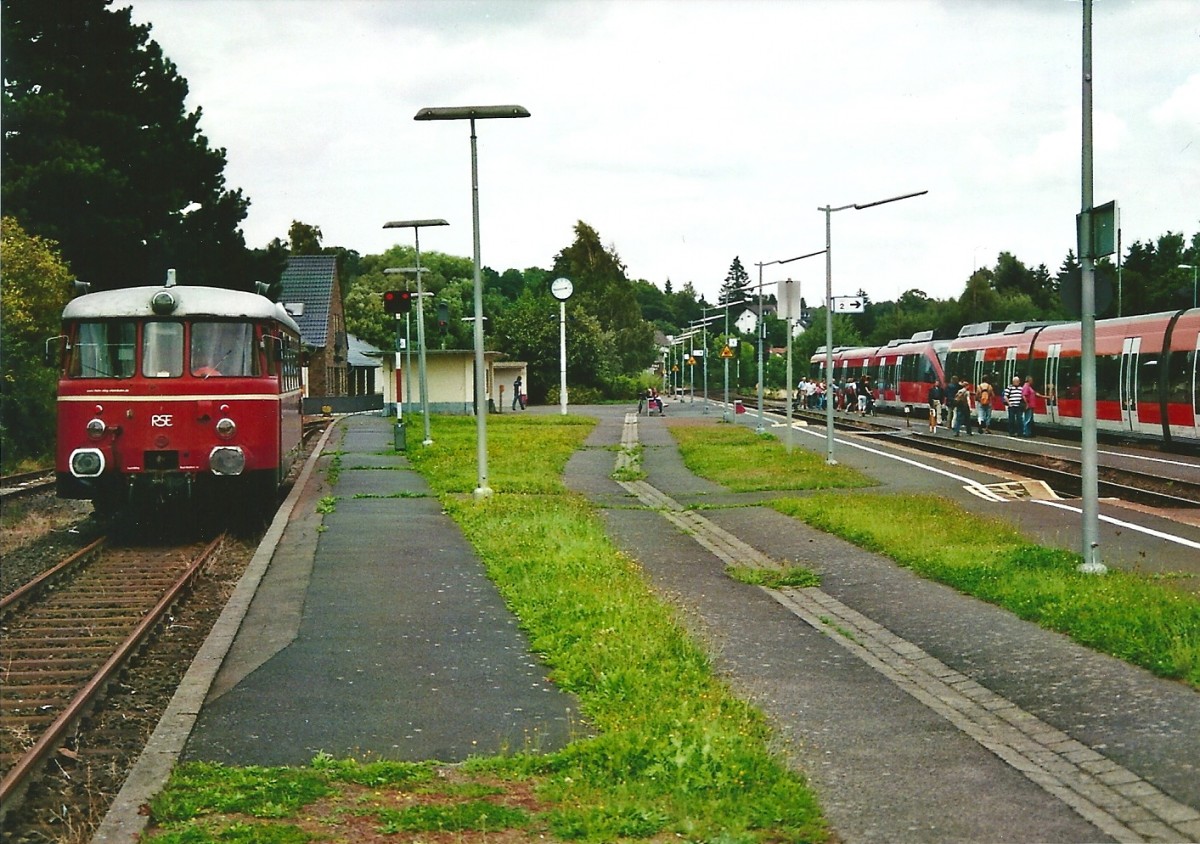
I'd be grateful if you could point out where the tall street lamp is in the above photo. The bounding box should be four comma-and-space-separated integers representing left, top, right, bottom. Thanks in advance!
384, 219, 447, 446
754, 255, 808, 434
415, 105, 530, 499
1178, 263, 1198, 309
819, 189, 927, 464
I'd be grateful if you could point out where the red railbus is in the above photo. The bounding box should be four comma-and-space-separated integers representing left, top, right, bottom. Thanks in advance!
54, 280, 304, 517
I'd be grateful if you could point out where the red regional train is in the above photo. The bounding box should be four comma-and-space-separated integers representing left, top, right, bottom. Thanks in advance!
54, 276, 304, 518
811, 308, 1200, 444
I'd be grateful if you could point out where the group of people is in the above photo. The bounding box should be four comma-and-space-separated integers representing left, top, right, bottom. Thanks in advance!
792, 376, 876, 415
927, 374, 1043, 437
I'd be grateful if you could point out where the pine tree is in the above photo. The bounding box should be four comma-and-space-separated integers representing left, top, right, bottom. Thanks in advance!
719, 256, 750, 305
2, 0, 263, 290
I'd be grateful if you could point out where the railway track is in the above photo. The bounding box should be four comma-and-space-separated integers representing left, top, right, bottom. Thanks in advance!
0, 535, 224, 822
0, 472, 55, 502
751, 398, 1200, 508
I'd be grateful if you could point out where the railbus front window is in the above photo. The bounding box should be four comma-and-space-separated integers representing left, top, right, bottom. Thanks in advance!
143, 322, 184, 378
70, 321, 137, 378
191, 322, 259, 377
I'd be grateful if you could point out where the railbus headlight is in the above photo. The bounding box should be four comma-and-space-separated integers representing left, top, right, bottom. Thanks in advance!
215, 417, 237, 440
86, 418, 107, 440
70, 448, 106, 477
209, 446, 245, 476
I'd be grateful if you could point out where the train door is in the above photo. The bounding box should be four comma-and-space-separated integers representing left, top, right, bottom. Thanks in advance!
1003, 347, 1018, 386
1120, 337, 1141, 432
1043, 344, 1061, 424
972, 352, 985, 389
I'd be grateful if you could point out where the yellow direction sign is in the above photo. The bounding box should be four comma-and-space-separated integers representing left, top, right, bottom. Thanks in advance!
687, 356, 696, 366
672, 364, 679, 372
720, 345, 733, 359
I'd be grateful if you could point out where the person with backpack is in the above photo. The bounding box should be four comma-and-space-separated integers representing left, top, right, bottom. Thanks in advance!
976, 375, 994, 434
952, 379, 974, 436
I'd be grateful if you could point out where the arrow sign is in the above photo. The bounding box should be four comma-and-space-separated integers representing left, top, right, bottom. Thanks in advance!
833, 297, 865, 313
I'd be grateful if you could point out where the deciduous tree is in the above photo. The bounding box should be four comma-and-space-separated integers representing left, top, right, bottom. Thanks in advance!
1, 217, 72, 467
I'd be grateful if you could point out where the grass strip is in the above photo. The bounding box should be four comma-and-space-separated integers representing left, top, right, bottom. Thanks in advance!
146, 414, 827, 843
667, 423, 1200, 688
769, 493, 1200, 688
669, 423, 874, 491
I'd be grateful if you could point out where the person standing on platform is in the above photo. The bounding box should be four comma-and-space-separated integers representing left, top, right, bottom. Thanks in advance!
952, 380, 974, 436
976, 375, 994, 434
927, 381, 945, 433
1021, 375, 1041, 437
1004, 376, 1024, 436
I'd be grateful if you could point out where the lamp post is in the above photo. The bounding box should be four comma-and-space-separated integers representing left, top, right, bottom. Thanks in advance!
689, 312, 721, 414
721, 298, 750, 422
415, 105, 530, 499
384, 219, 448, 446
1178, 264, 1198, 309
819, 189, 927, 464
753, 255, 808, 434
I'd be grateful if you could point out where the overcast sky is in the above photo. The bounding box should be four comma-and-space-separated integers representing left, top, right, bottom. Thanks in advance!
127, 0, 1198, 306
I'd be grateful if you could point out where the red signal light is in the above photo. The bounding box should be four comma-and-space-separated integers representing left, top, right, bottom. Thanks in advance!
383, 290, 413, 314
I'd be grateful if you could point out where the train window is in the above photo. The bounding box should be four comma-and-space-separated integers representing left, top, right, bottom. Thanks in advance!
1058, 355, 1082, 400
944, 351, 970, 385
1138, 356, 1160, 405
191, 322, 259, 377
1165, 349, 1195, 411
1095, 353, 1121, 402
70, 321, 136, 378
142, 322, 184, 378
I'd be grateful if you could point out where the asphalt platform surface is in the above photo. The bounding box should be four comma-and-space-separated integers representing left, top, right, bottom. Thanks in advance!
97, 402, 1200, 843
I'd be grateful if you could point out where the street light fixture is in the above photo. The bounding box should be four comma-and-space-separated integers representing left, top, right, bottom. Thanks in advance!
415, 105, 530, 499
384, 218, 448, 446
819, 190, 927, 464
1178, 264, 1198, 309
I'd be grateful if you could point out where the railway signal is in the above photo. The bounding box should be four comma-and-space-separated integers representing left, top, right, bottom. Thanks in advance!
383, 290, 413, 314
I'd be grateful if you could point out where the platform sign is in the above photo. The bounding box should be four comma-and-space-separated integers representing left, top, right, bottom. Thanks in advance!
833, 297, 865, 313
777, 278, 803, 320
1077, 200, 1118, 259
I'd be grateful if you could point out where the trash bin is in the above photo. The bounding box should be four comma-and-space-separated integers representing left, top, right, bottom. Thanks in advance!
394, 420, 407, 451
734, 400, 746, 414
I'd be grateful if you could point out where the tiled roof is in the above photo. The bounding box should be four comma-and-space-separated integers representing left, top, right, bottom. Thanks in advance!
279, 255, 338, 346
348, 333, 383, 367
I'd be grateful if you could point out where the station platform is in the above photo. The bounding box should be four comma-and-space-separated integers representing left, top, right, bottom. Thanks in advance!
97, 401, 1200, 843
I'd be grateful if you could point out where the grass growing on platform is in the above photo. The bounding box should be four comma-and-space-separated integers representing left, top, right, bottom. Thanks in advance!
664, 423, 1200, 688
769, 493, 1200, 688
416, 413, 827, 841
145, 413, 828, 844
669, 422, 874, 491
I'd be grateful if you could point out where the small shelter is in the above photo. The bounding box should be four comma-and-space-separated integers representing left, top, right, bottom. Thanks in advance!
379, 350, 524, 416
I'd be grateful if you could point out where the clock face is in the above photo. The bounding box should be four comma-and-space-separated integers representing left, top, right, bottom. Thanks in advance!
551, 277, 573, 300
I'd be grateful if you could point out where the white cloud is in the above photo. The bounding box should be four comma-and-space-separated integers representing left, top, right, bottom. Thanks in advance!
127, 0, 1199, 305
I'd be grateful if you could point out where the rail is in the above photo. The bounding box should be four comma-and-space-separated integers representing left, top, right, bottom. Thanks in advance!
0, 535, 224, 821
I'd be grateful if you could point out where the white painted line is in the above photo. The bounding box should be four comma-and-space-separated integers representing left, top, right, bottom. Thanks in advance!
793, 426, 1008, 503
1032, 499, 1200, 550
